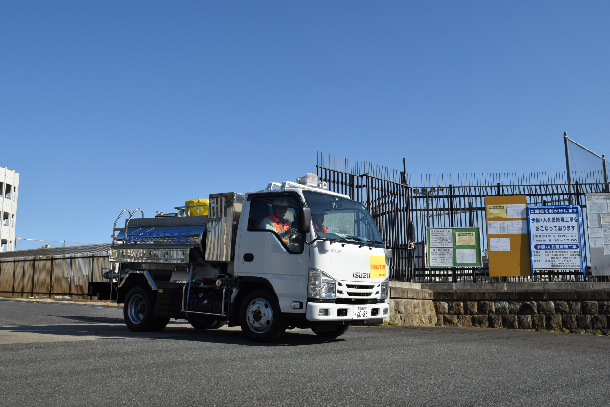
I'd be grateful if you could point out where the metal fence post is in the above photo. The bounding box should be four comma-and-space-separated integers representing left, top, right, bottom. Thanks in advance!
602, 154, 610, 192
426, 189, 430, 228
449, 185, 454, 227
564, 132, 574, 205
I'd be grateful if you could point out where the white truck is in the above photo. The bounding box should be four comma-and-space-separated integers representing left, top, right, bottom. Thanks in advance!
106, 174, 390, 342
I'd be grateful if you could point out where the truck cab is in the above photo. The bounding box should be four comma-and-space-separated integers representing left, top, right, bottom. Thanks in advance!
108, 174, 389, 342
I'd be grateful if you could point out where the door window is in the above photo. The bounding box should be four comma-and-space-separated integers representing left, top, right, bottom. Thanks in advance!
247, 195, 304, 253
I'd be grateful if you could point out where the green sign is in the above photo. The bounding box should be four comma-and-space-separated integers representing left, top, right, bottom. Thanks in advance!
426, 227, 482, 267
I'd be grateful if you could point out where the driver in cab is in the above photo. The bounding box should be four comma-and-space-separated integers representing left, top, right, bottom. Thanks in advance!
259, 199, 298, 246
313, 212, 328, 234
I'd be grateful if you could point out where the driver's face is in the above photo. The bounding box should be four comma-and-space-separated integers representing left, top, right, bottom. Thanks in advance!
273, 205, 287, 218
313, 214, 324, 225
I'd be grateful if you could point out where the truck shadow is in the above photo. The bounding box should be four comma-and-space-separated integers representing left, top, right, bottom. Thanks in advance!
1, 315, 346, 346
50, 315, 126, 324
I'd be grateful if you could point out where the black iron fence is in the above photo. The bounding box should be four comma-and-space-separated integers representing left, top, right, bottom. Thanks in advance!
317, 153, 609, 283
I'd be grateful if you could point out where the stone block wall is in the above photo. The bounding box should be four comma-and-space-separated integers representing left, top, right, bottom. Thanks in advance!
390, 283, 610, 334
389, 285, 437, 327
432, 299, 610, 333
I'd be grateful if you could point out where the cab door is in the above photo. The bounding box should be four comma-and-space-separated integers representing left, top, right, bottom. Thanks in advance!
234, 193, 310, 313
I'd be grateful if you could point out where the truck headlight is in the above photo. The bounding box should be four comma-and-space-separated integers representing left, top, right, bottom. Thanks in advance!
308, 268, 336, 299
380, 279, 389, 300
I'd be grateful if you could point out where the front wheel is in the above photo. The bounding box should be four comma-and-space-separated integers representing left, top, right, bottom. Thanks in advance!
123, 286, 168, 332
239, 288, 285, 342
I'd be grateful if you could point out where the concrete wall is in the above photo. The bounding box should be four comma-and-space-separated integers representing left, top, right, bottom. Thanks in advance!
390, 282, 610, 334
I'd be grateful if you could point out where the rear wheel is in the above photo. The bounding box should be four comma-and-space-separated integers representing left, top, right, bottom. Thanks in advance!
187, 314, 225, 330
312, 323, 350, 339
123, 286, 168, 332
239, 288, 285, 342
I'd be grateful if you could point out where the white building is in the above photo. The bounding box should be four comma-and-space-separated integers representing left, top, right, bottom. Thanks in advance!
0, 167, 19, 252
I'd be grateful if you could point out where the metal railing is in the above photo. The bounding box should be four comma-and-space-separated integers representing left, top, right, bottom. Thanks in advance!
317, 152, 610, 283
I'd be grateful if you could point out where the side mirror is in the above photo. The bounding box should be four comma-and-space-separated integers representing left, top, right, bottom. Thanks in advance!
298, 207, 311, 233
318, 239, 330, 253
385, 248, 393, 259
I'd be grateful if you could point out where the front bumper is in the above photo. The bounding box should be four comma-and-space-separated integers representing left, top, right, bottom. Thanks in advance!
306, 301, 389, 321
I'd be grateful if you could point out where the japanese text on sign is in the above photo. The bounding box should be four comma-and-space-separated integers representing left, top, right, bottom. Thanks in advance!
487, 204, 507, 219
456, 249, 476, 264
429, 229, 452, 247
456, 232, 475, 246
506, 204, 526, 219
429, 248, 453, 267
527, 206, 584, 272
427, 227, 482, 267
490, 238, 510, 251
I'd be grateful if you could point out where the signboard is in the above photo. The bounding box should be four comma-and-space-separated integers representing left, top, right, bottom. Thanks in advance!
485, 196, 531, 277
426, 227, 482, 268
527, 206, 585, 276
369, 256, 387, 279
585, 193, 610, 276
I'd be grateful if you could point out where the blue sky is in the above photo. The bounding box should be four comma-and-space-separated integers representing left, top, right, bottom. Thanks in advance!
2, 1, 609, 249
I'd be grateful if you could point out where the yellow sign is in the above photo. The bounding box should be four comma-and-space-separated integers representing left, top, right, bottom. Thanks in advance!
485, 196, 530, 277
370, 256, 386, 279
456, 232, 476, 246
487, 204, 507, 218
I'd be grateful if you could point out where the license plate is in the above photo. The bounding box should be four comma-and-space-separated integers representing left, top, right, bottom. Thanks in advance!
354, 306, 368, 319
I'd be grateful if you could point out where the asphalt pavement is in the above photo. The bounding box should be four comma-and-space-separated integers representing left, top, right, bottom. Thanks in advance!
1, 297, 609, 407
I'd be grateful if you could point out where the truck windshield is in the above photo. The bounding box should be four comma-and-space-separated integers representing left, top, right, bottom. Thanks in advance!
302, 191, 383, 245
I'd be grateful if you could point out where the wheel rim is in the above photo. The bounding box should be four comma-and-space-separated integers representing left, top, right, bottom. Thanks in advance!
127, 293, 146, 324
245, 298, 273, 333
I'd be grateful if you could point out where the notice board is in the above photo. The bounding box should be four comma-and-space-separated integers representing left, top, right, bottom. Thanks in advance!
485, 196, 531, 277
527, 206, 585, 276
426, 227, 482, 267
585, 193, 610, 276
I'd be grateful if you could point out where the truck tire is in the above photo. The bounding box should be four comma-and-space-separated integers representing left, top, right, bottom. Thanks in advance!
187, 314, 225, 330
209, 320, 226, 329
313, 323, 350, 339
123, 286, 168, 332
239, 288, 285, 342
151, 316, 170, 331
